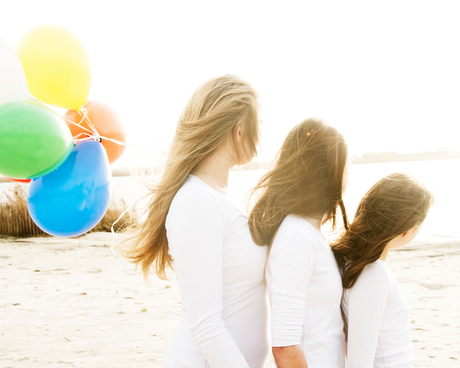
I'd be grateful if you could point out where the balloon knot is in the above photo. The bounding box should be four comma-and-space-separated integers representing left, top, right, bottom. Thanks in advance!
78, 105, 87, 115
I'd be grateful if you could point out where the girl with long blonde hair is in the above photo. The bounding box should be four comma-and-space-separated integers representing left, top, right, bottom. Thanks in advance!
331, 173, 434, 367
120, 75, 269, 367
249, 118, 349, 368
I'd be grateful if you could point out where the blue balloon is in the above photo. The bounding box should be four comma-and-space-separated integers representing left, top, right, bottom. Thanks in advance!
27, 140, 111, 237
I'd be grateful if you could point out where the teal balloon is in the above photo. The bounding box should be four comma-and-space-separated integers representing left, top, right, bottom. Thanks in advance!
27, 140, 111, 237
0, 100, 74, 179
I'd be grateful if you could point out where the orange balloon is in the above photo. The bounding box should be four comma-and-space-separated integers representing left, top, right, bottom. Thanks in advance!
64, 101, 126, 164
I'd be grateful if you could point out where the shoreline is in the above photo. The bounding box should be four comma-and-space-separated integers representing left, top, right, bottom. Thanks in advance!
1, 153, 460, 182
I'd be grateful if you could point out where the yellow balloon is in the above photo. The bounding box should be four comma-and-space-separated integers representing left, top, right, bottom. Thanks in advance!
17, 25, 91, 110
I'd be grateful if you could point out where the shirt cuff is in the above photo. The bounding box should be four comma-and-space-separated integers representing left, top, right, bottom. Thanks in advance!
271, 338, 301, 347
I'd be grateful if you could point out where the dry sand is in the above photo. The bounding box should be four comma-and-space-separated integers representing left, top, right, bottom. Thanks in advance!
0, 233, 459, 367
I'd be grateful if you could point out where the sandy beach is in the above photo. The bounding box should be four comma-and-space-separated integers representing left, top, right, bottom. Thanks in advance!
0, 232, 458, 367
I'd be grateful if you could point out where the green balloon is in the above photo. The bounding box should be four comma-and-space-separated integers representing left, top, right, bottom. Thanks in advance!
0, 100, 74, 179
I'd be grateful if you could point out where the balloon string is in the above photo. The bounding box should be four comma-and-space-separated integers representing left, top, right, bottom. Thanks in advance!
76, 107, 91, 130
110, 200, 137, 255
77, 106, 101, 138
64, 118, 94, 135
72, 132, 90, 140
66, 106, 160, 154
64, 106, 101, 139
72, 134, 155, 153
98, 136, 151, 151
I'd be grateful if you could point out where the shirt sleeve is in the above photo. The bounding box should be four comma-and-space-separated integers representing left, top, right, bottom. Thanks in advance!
167, 188, 249, 368
267, 226, 317, 347
346, 266, 390, 368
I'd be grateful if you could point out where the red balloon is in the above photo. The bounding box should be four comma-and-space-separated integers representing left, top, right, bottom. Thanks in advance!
6, 177, 31, 183
64, 101, 126, 164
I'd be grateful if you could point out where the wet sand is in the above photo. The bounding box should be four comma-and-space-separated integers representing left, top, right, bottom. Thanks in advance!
0, 233, 458, 367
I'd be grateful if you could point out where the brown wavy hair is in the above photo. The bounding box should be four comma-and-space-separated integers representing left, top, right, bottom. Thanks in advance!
118, 75, 260, 279
249, 118, 349, 246
331, 172, 434, 289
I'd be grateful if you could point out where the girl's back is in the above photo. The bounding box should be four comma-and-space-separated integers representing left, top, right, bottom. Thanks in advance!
342, 259, 413, 367
267, 214, 345, 368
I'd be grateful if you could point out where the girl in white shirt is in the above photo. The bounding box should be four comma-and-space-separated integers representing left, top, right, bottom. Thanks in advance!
331, 173, 434, 368
249, 118, 350, 368
119, 75, 269, 368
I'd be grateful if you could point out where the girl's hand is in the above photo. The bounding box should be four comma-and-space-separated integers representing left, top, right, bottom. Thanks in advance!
272, 345, 308, 368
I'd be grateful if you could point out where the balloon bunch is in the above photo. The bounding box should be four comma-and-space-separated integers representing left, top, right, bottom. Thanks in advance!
0, 25, 126, 237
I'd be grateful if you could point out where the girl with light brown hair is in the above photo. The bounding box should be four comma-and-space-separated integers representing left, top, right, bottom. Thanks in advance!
331, 172, 434, 368
249, 118, 349, 368
119, 75, 269, 367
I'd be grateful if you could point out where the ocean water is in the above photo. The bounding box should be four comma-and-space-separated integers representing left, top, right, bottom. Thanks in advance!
343, 158, 460, 240
114, 158, 460, 242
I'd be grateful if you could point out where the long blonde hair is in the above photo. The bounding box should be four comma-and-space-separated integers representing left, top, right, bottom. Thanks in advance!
119, 75, 260, 279
249, 118, 349, 246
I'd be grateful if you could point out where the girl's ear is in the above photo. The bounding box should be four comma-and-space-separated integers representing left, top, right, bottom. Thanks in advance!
235, 122, 243, 142
402, 225, 420, 238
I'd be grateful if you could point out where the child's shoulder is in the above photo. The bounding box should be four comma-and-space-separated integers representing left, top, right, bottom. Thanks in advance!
271, 215, 325, 257
364, 259, 388, 274
354, 260, 393, 293
278, 215, 320, 237
168, 176, 227, 218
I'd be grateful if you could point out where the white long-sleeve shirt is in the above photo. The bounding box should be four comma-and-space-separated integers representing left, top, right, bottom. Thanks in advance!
164, 175, 269, 368
342, 260, 414, 368
266, 214, 345, 368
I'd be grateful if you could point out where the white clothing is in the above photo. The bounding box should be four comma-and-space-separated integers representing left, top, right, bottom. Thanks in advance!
342, 260, 413, 368
164, 175, 269, 368
266, 214, 345, 368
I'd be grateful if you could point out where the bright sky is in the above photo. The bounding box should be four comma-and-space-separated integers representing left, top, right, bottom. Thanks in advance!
1, 0, 459, 166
